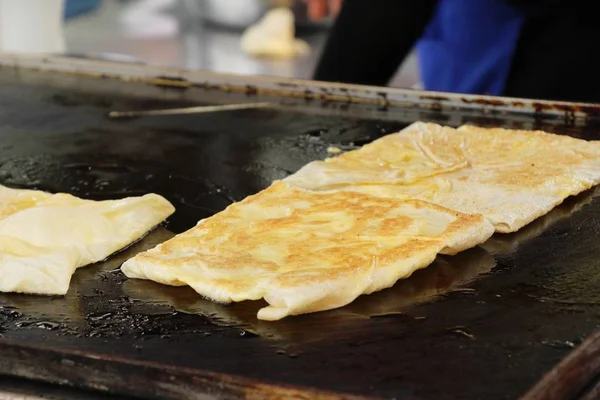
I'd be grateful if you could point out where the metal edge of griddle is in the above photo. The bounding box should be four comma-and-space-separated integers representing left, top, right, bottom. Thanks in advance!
0, 58, 570, 131
0, 53, 598, 122
0, 338, 380, 400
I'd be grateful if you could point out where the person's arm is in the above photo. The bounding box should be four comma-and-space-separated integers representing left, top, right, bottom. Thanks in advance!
504, 0, 595, 16
312, 0, 439, 86
502, 0, 598, 102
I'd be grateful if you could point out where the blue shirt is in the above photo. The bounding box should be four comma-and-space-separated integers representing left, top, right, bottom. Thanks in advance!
416, 0, 525, 95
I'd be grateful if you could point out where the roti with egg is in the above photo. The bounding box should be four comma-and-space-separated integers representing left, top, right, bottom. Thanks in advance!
284, 122, 600, 233
0, 185, 174, 296
121, 181, 493, 321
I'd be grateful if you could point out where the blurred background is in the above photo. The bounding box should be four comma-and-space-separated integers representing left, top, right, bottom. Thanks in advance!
0, 0, 419, 87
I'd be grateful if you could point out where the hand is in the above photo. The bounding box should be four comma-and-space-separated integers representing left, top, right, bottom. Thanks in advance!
304, 0, 343, 21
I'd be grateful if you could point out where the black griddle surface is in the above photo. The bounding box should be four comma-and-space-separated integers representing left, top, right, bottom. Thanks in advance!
1, 67, 600, 400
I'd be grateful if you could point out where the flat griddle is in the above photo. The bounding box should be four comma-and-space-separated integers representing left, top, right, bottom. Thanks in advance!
1, 55, 600, 400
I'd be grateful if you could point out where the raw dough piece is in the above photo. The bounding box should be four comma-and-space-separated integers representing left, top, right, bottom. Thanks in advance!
241, 8, 310, 59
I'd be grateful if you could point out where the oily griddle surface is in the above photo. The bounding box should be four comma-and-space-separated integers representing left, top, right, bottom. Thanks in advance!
1, 68, 600, 400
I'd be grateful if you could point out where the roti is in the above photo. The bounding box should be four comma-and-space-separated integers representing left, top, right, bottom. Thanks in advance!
121, 181, 493, 321
0, 185, 175, 295
284, 122, 600, 233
